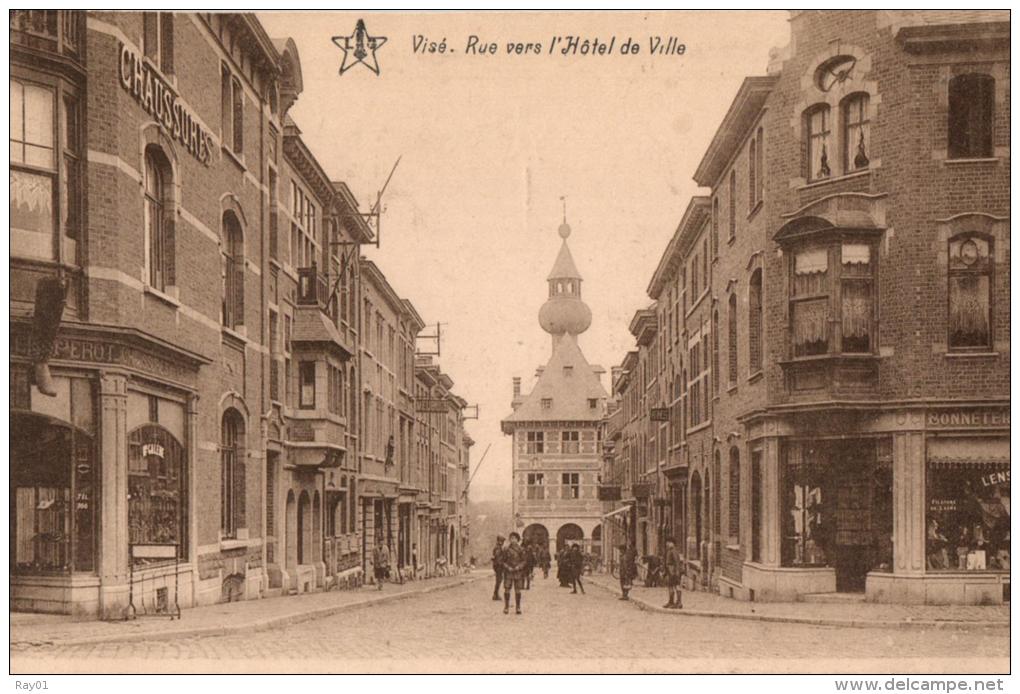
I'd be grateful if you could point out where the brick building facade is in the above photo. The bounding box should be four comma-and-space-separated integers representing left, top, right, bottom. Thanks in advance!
604, 10, 1009, 605
10, 11, 473, 617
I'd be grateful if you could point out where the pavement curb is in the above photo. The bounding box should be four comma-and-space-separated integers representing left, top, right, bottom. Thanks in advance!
587, 577, 1009, 632
11, 574, 483, 649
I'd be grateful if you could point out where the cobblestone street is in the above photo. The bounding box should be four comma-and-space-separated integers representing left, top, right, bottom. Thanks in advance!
12, 573, 1008, 674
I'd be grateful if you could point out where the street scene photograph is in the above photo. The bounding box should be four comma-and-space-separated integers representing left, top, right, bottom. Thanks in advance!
8, 8, 1011, 679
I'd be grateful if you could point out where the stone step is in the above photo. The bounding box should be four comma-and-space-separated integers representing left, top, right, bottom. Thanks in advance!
800, 591, 867, 604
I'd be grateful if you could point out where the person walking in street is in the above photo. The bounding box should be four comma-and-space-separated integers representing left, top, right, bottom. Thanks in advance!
663, 537, 685, 609
540, 546, 551, 579
502, 532, 527, 615
491, 535, 506, 601
618, 542, 637, 601
523, 540, 535, 590
568, 543, 586, 594
372, 538, 390, 591
556, 547, 570, 587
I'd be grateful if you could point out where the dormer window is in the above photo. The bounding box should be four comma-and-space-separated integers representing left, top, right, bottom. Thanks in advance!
563, 366, 573, 377
588, 398, 598, 409
541, 398, 552, 410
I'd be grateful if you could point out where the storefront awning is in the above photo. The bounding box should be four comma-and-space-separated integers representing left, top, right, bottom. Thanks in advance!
602, 505, 632, 520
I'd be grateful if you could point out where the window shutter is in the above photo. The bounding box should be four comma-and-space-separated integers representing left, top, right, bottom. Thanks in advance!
234, 452, 246, 531
232, 255, 244, 326
163, 211, 176, 286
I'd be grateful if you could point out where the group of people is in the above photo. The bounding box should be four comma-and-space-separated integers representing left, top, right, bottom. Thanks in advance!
555, 543, 587, 594
617, 537, 686, 608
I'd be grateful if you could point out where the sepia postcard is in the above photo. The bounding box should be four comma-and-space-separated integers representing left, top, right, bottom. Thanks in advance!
8, 9, 1010, 680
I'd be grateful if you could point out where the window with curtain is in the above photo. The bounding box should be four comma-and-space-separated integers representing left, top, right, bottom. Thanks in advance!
561, 472, 580, 500
299, 361, 316, 409
806, 105, 831, 180
221, 212, 244, 328
11, 77, 81, 264
948, 234, 992, 350
749, 270, 763, 372
843, 93, 870, 172
561, 430, 580, 454
791, 248, 830, 356
526, 473, 545, 500
840, 244, 873, 353
948, 74, 994, 160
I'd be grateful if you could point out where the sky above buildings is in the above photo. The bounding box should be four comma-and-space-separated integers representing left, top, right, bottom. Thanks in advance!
257, 11, 791, 502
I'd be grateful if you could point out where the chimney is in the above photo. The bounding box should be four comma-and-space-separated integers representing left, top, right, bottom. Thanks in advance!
512, 377, 521, 398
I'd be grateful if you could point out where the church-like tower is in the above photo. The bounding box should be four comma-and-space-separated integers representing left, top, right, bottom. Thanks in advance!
502, 212, 608, 558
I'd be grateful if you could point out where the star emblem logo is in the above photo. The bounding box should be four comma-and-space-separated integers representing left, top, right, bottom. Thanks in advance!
332, 19, 387, 76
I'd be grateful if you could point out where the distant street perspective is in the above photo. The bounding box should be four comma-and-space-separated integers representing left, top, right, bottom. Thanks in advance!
11, 570, 1008, 673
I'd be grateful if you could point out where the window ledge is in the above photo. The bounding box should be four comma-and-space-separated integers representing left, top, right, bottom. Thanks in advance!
727, 384, 738, 395
727, 235, 736, 246
944, 351, 999, 359
687, 421, 712, 436
222, 326, 247, 347
747, 370, 764, 385
779, 352, 879, 367
725, 543, 741, 552
747, 199, 764, 221
143, 284, 181, 308
222, 145, 247, 172
798, 169, 871, 191
219, 539, 248, 551
944, 157, 1000, 165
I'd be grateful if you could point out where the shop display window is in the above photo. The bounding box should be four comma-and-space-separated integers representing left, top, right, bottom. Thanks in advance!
926, 462, 1009, 572
128, 424, 187, 563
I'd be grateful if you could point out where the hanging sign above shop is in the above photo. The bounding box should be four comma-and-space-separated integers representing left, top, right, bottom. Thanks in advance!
118, 42, 215, 165
649, 407, 670, 422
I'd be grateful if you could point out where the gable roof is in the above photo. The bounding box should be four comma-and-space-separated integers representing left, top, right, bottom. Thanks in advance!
502, 334, 607, 428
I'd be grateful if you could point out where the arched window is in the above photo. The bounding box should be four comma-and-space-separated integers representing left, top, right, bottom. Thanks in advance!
728, 293, 738, 386
221, 212, 244, 329
748, 269, 763, 373
221, 409, 245, 539
748, 137, 756, 211
843, 93, 870, 172
728, 170, 737, 240
144, 147, 174, 291
728, 447, 740, 543
948, 233, 993, 350
948, 74, 994, 159
806, 104, 831, 180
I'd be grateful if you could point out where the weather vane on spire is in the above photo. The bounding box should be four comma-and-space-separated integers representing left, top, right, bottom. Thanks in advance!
558, 196, 571, 239
560, 196, 567, 224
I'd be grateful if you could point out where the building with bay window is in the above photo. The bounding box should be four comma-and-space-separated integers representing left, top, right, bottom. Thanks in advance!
603, 10, 1009, 606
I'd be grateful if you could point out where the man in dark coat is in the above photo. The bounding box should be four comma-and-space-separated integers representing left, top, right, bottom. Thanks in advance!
618, 542, 637, 600
556, 547, 570, 587
663, 536, 685, 609
568, 543, 586, 594
540, 546, 551, 579
523, 540, 535, 590
502, 532, 527, 615
491, 535, 506, 601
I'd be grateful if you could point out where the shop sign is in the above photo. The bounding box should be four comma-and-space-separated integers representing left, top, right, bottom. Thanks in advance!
598, 485, 622, 501
118, 42, 214, 165
926, 408, 1010, 429
142, 443, 166, 459
649, 407, 670, 422
416, 398, 449, 413
12, 332, 193, 383
631, 483, 652, 499
980, 470, 1009, 488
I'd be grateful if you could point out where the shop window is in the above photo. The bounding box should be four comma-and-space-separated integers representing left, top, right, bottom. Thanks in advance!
843, 93, 870, 172
561, 430, 580, 454
948, 74, 994, 160
142, 12, 174, 74
526, 473, 545, 500
221, 212, 244, 329
728, 294, 738, 385
781, 440, 892, 588
526, 431, 544, 455
11, 77, 80, 264
299, 361, 316, 409
220, 409, 246, 539
12, 408, 96, 574
144, 147, 175, 291
128, 425, 186, 563
948, 234, 993, 350
748, 269, 763, 373
728, 447, 740, 543
561, 472, 580, 500
926, 462, 1009, 572
806, 105, 832, 181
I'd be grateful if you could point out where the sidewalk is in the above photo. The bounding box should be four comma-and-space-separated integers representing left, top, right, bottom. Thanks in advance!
10, 572, 482, 650
586, 573, 1009, 630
